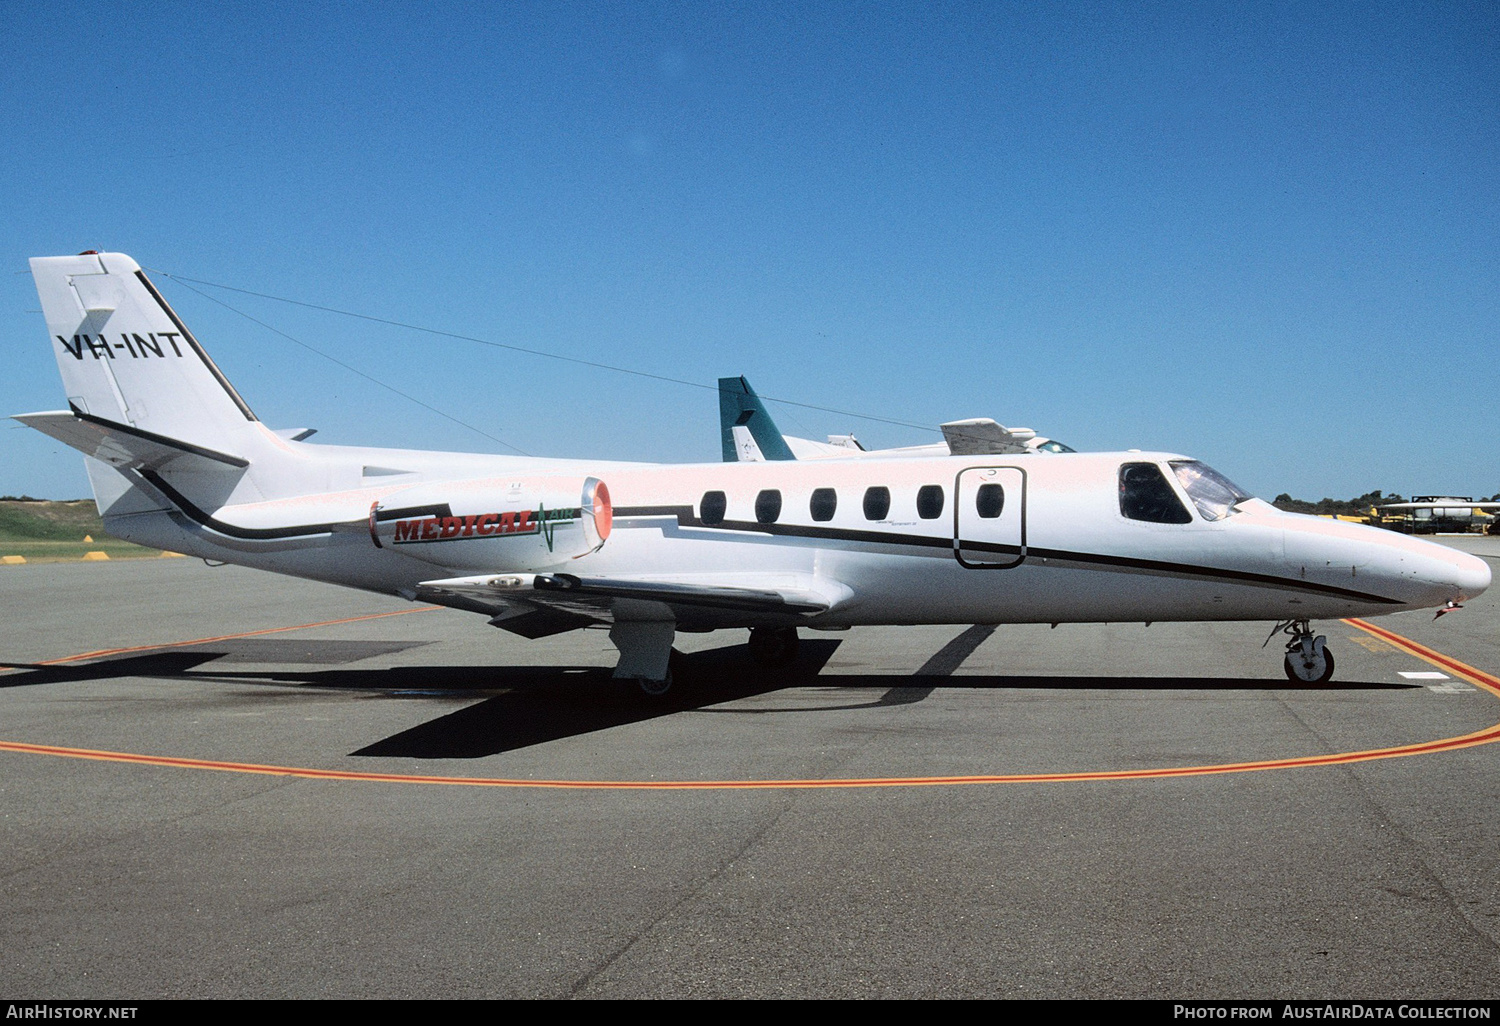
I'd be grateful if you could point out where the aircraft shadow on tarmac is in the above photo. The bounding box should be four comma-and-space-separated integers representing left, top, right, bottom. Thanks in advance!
1, 637, 1417, 759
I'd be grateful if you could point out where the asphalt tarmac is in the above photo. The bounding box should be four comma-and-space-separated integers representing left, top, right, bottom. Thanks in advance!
2, 539, 1499, 999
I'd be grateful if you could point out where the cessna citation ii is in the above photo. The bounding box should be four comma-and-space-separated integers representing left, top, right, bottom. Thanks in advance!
15, 252, 1491, 693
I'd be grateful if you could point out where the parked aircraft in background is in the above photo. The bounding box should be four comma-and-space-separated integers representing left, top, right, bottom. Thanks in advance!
1377, 498, 1500, 534
15, 252, 1489, 693
1378, 498, 1500, 516
718, 376, 1075, 462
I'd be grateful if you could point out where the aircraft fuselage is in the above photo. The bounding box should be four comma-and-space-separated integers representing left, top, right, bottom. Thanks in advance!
96, 442, 1484, 631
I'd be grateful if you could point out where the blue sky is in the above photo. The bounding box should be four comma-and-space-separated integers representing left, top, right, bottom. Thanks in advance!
3, 1, 1495, 501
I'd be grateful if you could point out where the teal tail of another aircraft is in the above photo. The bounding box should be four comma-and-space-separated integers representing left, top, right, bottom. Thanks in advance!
718, 376, 796, 462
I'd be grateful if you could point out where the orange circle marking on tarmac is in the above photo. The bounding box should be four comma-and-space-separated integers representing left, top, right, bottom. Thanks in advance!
1, 616, 1497, 790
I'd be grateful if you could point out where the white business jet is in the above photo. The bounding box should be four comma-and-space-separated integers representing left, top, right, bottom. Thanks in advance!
15, 253, 1490, 692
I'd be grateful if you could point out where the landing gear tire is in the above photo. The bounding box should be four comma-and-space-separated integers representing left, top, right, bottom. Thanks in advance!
1283, 641, 1335, 683
633, 672, 672, 697
1270, 619, 1336, 684
748, 627, 800, 666
629, 649, 684, 698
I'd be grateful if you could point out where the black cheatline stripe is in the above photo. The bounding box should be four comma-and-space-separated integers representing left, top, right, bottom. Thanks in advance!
138, 470, 351, 541
373, 503, 454, 522
611, 506, 1401, 605
614, 505, 695, 518
134, 270, 258, 422
616, 504, 953, 549
69, 408, 250, 468
1025, 546, 1402, 605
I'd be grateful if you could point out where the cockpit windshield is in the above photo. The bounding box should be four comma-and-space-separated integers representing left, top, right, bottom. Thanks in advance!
1170, 461, 1254, 521
1034, 439, 1076, 453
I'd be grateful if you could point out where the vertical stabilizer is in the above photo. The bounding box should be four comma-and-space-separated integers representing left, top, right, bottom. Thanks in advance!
30, 253, 261, 455
717, 376, 796, 463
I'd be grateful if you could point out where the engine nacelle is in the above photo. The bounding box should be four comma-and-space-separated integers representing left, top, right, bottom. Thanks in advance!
370, 475, 611, 571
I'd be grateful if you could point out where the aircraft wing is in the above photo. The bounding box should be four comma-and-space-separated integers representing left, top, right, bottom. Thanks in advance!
940, 418, 1035, 455
415, 570, 853, 637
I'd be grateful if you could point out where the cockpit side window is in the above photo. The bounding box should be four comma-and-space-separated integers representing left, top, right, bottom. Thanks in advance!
1119, 463, 1192, 524
1169, 461, 1254, 522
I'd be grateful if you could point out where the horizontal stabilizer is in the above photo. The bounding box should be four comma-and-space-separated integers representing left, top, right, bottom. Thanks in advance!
13, 409, 248, 472
782, 435, 867, 460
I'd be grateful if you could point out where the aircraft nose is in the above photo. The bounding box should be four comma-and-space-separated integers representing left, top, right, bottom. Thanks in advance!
1366, 532, 1492, 609
1450, 551, 1492, 602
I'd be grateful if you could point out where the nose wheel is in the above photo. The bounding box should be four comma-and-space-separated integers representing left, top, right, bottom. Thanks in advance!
1269, 619, 1336, 683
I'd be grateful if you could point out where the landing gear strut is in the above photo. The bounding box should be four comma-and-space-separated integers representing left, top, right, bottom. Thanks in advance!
1268, 619, 1335, 683
748, 626, 800, 666
610, 620, 678, 697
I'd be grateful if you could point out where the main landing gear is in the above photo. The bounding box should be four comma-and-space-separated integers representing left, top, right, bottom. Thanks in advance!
609, 620, 679, 697
608, 623, 804, 697
1268, 619, 1335, 683
748, 626, 800, 667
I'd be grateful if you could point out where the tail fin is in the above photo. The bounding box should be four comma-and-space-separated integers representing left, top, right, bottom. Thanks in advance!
717, 376, 795, 462
21, 253, 310, 521
29, 253, 263, 457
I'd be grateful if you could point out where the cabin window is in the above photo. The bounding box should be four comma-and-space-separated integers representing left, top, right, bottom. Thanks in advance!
700, 491, 727, 526
810, 488, 837, 522
755, 489, 783, 524
1170, 461, 1253, 522
916, 485, 945, 519
863, 486, 891, 520
1119, 463, 1192, 524
974, 483, 1004, 519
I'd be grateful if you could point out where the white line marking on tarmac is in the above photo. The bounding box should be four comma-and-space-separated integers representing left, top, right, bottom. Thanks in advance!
1397, 672, 1475, 693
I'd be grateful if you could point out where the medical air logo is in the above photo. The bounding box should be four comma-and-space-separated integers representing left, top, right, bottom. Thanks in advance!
392, 507, 580, 552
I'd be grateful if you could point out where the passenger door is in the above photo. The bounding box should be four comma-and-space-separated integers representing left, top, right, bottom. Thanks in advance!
954, 467, 1026, 568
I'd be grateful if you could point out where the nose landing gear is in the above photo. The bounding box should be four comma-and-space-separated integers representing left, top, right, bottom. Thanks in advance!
1267, 619, 1335, 683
